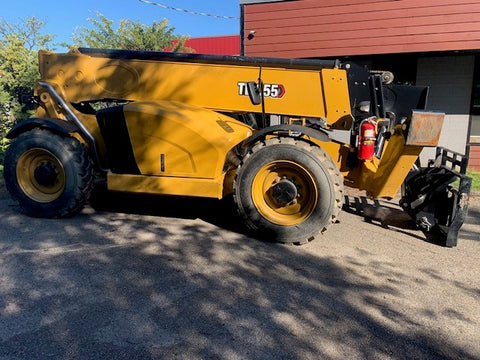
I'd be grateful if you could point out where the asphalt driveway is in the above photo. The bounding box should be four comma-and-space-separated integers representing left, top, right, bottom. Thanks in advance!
0, 183, 479, 360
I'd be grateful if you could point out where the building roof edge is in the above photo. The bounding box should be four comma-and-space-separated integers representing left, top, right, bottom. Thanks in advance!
240, 0, 290, 4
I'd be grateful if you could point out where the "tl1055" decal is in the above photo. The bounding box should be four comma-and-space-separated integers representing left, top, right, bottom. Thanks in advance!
237, 82, 285, 99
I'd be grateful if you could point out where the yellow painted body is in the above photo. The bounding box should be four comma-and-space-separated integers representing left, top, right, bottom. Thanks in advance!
37, 49, 349, 121
34, 49, 436, 200
349, 126, 423, 199
108, 173, 225, 199
123, 101, 252, 178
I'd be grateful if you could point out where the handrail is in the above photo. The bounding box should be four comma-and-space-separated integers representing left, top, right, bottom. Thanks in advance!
38, 81, 108, 172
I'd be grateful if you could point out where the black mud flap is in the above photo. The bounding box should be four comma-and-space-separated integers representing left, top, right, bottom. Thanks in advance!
400, 147, 472, 247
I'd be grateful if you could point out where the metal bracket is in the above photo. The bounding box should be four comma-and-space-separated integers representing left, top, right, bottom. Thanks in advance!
400, 147, 472, 247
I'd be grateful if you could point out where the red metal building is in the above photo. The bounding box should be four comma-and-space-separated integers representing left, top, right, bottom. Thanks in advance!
240, 0, 480, 169
185, 35, 240, 55
241, 0, 480, 58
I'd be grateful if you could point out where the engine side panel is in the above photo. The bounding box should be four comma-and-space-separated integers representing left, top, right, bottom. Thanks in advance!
121, 101, 253, 179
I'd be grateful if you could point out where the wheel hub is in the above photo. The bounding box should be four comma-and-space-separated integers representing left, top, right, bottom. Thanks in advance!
272, 179, 298, 206
251, 160, 318, 226
34, 163, 58, 187
16, 148, 66, 203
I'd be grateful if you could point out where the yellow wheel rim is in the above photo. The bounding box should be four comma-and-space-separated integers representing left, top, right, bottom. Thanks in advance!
252, 160, 318, 226
16, 148, 66, 203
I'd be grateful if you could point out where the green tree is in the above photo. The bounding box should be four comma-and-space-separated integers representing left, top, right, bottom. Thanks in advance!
71, 13, 189, 52
0, 17, 55, 162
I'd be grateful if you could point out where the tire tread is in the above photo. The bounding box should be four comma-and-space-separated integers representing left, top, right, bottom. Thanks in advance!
233, 137, 344, 244
3, 128, 94, 218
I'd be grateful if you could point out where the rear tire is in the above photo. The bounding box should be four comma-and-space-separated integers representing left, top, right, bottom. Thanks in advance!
3, 128, 94, 218
233, 137, 343, 244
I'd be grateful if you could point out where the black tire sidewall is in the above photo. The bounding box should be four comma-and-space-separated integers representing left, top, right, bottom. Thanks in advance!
235, 142, 336, 242
3, 129, 90, 218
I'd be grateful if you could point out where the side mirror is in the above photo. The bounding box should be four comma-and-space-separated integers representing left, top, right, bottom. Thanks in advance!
247, 81, 261, 105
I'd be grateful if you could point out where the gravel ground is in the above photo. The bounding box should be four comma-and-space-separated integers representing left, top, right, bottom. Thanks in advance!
0, 179, 479, 360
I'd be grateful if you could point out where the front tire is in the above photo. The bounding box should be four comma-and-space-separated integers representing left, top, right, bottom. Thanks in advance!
3, 128, 94, 218
234, 137, 343, 244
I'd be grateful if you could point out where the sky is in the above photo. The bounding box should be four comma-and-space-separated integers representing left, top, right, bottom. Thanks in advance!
1, 0, 240, 48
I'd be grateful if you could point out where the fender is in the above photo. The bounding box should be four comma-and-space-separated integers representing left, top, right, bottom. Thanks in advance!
6, 118, 79, 139
240, 124, 331, 155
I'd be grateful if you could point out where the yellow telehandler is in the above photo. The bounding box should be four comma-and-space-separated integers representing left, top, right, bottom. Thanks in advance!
2, 48, 472, 246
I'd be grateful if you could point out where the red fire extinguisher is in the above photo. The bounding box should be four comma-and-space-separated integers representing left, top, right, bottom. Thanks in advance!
358, 118, 376, 160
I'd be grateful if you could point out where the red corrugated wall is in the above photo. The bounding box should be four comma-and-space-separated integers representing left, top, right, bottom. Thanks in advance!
469, 145, 480, 170
185, 35, 240, 55
243, 0, 480, 58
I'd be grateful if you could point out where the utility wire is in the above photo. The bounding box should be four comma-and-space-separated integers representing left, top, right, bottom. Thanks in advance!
138, 0, 239, 20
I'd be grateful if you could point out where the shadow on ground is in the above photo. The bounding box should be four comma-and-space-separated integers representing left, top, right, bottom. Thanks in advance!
460, 203, 480, 241
342, 195, 429, 241
343, 195, 414, 230
343, 194, 480, 245
0, 190, 478, 359
89, 189, 245, 236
